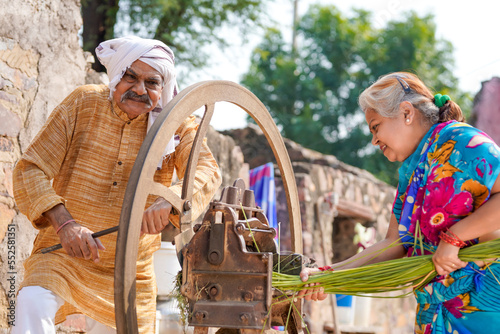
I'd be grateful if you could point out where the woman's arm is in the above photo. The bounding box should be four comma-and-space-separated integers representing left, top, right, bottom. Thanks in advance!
433, 174, 500, 275
299, 213, 406, 300
328, 214, 406, 270
449, 175, 500, 241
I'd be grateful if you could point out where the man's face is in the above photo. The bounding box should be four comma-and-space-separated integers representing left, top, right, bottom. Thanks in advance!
113, 60, 163, 119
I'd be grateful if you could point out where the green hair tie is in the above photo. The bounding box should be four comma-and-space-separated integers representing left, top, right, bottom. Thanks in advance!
434, 94, 451, 108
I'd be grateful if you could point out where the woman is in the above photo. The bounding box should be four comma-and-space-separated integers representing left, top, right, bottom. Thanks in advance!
300, 72, 500, 333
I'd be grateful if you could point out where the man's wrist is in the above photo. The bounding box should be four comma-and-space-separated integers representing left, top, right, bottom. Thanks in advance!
56, 219, 76, 234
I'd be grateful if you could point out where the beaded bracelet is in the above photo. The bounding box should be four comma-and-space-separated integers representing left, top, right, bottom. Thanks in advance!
439, 230, 467, 248
318, 265, 334, 272
56, 219, 76, 234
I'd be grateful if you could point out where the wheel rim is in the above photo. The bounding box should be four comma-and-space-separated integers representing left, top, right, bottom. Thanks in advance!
114, 80, 302, 333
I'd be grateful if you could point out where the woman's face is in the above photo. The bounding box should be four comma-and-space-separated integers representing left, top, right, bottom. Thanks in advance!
365, 106, 421, 162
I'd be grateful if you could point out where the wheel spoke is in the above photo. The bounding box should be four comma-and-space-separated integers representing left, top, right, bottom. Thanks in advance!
181, 103, 215, 203
150, 182, 184, 214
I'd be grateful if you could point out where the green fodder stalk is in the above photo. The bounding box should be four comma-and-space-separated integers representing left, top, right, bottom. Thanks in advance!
170, 270, 190, 331
273, 238, 500, 297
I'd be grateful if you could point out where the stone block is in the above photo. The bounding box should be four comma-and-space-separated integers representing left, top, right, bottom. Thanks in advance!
0, 104, 22, 137
0, 91, 17, 104
22, 75, 37, 91
311, 165, 328, 193
0, 76, 11, 90
0, 61, 37, 93
0, 44, 39, 77
0, 286, 9, 328
0, 61, 16, 87
0, 203, 15, 242
3, 165, 13, 197
333, 177, 343, 195
0, 137, 13, 152
0, 37, 16, 51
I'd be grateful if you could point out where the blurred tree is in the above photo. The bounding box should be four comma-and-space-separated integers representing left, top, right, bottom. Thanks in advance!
81, 0, 120, 72
242, 5, 472, 185
81, 0, 266, 72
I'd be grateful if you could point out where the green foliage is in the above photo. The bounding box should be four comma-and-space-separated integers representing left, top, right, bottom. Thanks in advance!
116, 0, 265, 70
82, 0, 266, 73
242, 5, 472, 186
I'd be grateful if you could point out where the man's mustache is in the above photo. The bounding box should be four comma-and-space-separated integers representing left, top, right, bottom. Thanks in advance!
121, 90, 152, 107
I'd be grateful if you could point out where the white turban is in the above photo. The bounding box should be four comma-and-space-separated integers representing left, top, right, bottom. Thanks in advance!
96, 36, 179, 167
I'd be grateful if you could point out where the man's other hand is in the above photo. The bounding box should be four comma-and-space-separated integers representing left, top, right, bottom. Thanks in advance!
142, 197, 172, 234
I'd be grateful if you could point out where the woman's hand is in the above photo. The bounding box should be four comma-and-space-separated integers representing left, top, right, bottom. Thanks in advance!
297, 267, 328, 301
432, 241, 467, 276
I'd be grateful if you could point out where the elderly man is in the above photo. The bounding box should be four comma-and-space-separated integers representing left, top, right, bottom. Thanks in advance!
12, 36, 221, 333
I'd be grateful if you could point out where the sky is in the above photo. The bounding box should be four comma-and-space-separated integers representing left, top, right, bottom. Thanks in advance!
187, 0, 500, 131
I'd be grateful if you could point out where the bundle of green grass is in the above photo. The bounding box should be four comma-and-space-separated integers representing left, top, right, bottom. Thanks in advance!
272, 239, 500, 297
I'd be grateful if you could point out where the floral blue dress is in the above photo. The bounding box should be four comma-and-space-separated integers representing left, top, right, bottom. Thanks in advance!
393, 121, 500, 333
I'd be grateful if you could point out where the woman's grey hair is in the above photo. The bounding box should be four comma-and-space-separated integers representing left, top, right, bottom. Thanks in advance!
358, 73, 440, 125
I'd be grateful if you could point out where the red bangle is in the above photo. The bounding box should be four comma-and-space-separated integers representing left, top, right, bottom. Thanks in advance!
446, 229, 467, 246
56, 219, 75, 234
439, 230, 466, 248
318, 266, 334, 272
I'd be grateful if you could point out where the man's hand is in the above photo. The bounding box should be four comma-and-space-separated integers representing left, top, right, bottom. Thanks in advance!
43, 204, 105, 263
142, 197, 172, 234
58, 222, 105, 262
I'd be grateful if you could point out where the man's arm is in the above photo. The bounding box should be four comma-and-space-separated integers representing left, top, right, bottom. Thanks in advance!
13, 88, 82, 227
13, 87, 104, 261
43, 204, 105, 262
141, 116, 222, 234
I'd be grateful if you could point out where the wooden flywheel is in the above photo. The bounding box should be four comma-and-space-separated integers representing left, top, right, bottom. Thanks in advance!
114, 81, 302, 333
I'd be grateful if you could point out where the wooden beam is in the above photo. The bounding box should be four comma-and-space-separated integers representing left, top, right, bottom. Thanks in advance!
336, 198, 375, 222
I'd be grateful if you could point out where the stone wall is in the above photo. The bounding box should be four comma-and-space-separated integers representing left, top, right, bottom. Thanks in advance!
0, 0, 86, 331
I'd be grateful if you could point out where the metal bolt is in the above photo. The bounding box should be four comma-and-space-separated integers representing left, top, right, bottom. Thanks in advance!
181, 285, 190, 295
195, 311, 206, 321
209, 251, 220, 263
193, 223, 202, 233
243, 291, 253, 301
184, 200, 192, 211
235, 223, 245, 234
240, 313, 250, 325
210, 286, 218, 297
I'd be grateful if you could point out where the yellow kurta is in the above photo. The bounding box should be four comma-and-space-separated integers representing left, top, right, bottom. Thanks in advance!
13, 84, 221, 332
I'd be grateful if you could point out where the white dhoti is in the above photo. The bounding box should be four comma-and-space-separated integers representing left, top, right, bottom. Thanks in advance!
12, 286, 116, 334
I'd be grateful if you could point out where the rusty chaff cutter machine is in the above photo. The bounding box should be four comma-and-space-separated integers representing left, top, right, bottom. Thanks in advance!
114, 81, 309, 333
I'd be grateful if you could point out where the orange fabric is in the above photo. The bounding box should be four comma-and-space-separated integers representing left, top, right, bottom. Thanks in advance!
13, 85, 221, 332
